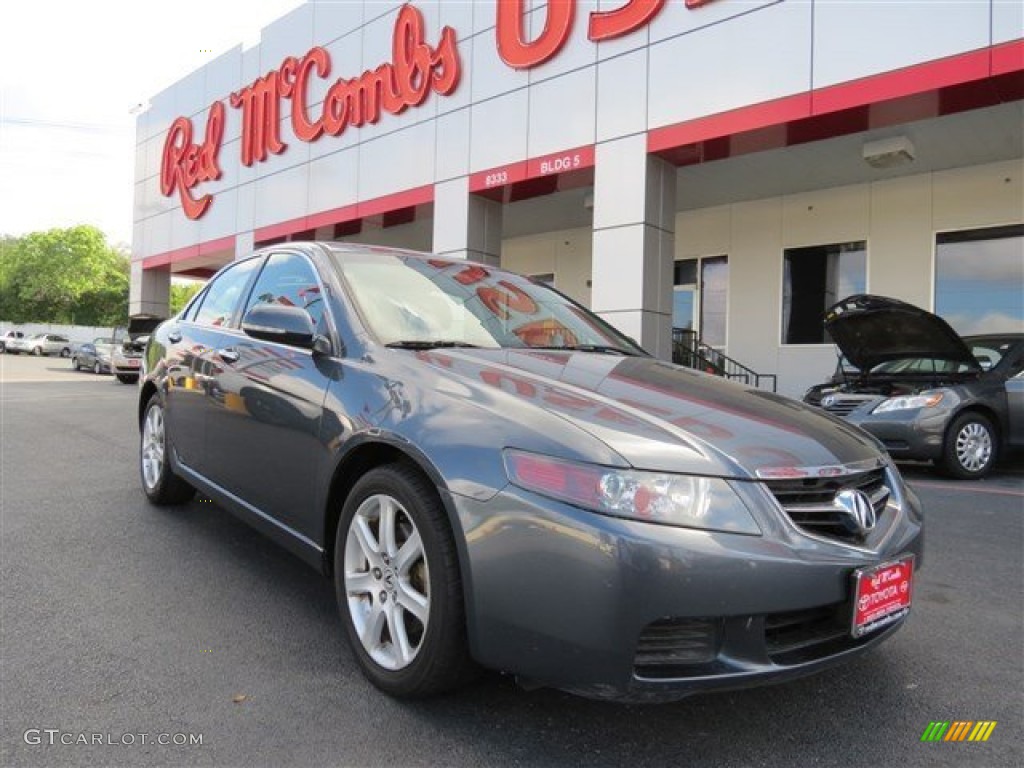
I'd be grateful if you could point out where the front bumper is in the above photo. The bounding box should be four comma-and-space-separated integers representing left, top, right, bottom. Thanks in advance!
449, 479, 923, 702
842, 408, 951, 461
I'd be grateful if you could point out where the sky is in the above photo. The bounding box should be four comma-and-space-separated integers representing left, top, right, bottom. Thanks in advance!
0, 0, 306, 248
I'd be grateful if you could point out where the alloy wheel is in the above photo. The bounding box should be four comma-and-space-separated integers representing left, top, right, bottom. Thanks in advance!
343, 493, 430, 671
141, 404, 165, 491
955, 421, 992, 473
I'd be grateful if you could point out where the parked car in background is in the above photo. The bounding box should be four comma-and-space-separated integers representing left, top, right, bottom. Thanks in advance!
112, 316, 163, 384
6, 333, 72, 357
804, 294, 1024, 479
138, 243, 923, 702
72, 338, 116, 374
0, 330, 25, 353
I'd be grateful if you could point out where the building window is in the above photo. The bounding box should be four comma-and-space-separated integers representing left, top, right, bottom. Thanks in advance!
673, 256, 728, 347
700, 256, 728, 347
672, 259, 697, 331
782, 241, 866, 344
935, 224, 1024, 336
530, 273, 555, 286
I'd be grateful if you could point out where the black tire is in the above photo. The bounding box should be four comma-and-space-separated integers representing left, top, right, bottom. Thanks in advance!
71, 357, 79, 371
117, 374, 138, 384
140, 395, 195, 505
31, 346, 42, 356
334, 463, 473, 698
941, 412, 998, 479
93, 362, 102, 375
60, 347, 70, 358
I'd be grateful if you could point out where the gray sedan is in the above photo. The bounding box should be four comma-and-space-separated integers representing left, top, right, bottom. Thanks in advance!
137, 243, 923, 702
805, 295, 1024, 479
71, 341, 113, 374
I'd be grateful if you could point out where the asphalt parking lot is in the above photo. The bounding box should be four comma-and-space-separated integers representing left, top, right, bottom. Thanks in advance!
1, 353, 1021, 768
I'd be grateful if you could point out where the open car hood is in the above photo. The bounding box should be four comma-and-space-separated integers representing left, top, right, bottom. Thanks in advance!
127, 315, 163, 340
824, 294, 979, 372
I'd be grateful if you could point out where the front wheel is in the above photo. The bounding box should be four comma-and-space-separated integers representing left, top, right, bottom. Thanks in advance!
941, 412, 997, 479
31, 347, 42, 356
140, 397, 195, 505
335, 464, 473, 697
93, 362, 102, 375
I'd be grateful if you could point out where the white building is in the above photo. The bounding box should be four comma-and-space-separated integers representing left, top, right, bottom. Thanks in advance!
132, 0, 1024, 396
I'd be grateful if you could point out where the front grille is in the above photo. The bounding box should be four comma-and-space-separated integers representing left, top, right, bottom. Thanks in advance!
634, 618, 720, 677
820, 394, 877, 416
764, 468, 890, 544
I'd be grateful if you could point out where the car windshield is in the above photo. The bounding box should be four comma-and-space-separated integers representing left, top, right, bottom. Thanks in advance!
869, 358, 975, 374
334, 250, 644, 355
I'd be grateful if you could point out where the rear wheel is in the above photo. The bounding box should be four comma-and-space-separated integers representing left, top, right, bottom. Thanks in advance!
60, 347, 70, 358
941, 412, 997, 479
71, 357, 80, 371
140, 396, 195, 505
335, 464, 472, 697
31, 346, 42, 356
93, 362, 101, 375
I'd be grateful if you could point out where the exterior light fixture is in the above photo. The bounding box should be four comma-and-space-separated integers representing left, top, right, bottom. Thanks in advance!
862, 136, 915, 169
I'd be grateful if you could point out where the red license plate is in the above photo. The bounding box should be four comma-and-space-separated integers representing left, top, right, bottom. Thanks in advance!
851, 555, 914, 638
127, 359, 140, 367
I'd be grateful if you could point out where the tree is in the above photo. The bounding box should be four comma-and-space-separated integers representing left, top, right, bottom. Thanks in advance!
0, 226, 129, 325
170, 281, 204, 314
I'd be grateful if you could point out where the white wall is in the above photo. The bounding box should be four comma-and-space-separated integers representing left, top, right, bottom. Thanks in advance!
501, 227, 593, 307
0, 323, 117, 346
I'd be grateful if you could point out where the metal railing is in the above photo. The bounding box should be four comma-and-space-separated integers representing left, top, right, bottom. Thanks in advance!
671, 328, 777, 392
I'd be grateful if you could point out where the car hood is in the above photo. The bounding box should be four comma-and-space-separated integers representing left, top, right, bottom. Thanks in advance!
824, 294, 978, 372
410, 348, 883, 479
127, 316, 163, 340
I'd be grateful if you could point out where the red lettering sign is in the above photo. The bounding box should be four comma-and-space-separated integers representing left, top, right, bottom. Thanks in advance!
159, 102, 225, 220
497, 0, 718, 68
159, 0, 722, 219
496, 0, 575, 69
589, 0, 666, 42
231, 4, 459, 168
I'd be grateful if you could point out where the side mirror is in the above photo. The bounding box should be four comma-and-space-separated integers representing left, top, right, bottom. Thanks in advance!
242, 304, 321, 350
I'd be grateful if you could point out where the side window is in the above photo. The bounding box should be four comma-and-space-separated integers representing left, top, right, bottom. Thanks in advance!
181, 290, 204, 322
193, 258, 263, 328
243, 252, 328, 334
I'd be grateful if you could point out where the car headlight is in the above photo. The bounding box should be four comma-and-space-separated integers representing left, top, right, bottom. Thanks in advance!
503, 449, 761, 535
871, 392, 944, 414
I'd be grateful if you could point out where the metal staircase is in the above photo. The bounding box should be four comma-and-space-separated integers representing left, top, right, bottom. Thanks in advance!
671, 328, 777, 392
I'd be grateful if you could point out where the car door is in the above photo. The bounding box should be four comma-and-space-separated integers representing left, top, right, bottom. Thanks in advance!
1007, 371, 1024, 447
162, 256, 264, 476
201, 250, 332, 540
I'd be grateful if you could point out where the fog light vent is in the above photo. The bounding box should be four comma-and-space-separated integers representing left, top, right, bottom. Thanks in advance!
635, 618, 719, 674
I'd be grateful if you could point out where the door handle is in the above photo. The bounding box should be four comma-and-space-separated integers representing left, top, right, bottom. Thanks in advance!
217, 347, 240, 364
167, 330, 182, 344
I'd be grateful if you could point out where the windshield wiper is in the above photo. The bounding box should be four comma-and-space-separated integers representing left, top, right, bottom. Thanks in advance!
529, 344, 639, 356
385, 340, 483, 350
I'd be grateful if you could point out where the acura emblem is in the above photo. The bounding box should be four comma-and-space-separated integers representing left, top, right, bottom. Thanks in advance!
833, 489, 877, 534
822, 394, 836, 408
